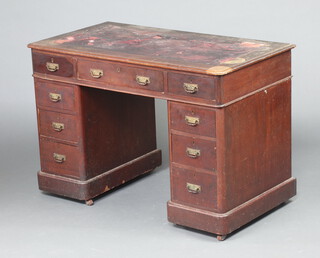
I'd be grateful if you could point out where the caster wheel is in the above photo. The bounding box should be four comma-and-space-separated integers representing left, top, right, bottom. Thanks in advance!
85, 199, 94, 206
217, 235, 227, 241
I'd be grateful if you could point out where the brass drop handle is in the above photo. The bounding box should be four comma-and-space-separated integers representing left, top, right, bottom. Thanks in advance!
185, 115, 199, 126
90, 69, 104, 79
186, 147, 201, 158
53, 153, 66, 163
46, 62, 59, 72
49, 93, 61, 102
136, 75, 150, 86
186, 183, 201, 194
183, 83, 198, 94
52, 122, 64, 132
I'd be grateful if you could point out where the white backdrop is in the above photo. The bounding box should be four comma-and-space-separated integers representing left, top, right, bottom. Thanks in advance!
0, 1, 319, 257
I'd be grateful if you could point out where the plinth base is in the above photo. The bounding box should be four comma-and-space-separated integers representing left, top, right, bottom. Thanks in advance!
38, 149, 162, 203
168, 177, 296, 237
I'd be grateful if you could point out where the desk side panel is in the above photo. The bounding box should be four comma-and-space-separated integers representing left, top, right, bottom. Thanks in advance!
217, 79, 292, 212
219, 51, 291, 104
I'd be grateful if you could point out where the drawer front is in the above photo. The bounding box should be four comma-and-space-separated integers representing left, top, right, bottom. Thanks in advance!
168, 72, 215, 100
169, 102, 216, 137
38, 110, 79, 142
39, 138, 84, 179
32, 51, 74, 77
171, 165, 217, 211
171, 134, 216, 171
78, 59, 164, 92
35, 81, 76, 112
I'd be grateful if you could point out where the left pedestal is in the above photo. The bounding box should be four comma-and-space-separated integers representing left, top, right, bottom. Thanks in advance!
34, 78, 161, 203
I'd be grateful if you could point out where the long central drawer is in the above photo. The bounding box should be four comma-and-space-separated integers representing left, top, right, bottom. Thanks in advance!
77, 58, 164, 92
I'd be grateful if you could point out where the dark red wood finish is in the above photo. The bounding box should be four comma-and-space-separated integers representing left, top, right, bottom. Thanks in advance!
38, 110, 80, 143
169, 102, 216, 138
77, 58, 164, 92
34, 79, 161, 196
218, 51, 292, 104
167, 72, 217, 101
171, 133, 216, 171
216, 79, 292, 212
32, 51, 75, 78
35, 80, 77, 112
29, 22, 296, 239
80, 87, 158, 179
39, 137, 85, 179
171, 165, 217, 211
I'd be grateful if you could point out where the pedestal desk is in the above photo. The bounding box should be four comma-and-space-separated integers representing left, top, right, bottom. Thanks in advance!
28, 22, 296, 240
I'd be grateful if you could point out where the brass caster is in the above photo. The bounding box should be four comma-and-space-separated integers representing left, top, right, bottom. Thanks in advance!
85, 199, 94, 206
217, 235, 227, 241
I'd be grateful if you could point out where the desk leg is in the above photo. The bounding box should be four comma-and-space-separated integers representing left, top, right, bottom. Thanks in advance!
37, 86, 161, 203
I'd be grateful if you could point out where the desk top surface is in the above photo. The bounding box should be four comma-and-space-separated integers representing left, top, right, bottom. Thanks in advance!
28, 22, 294, 75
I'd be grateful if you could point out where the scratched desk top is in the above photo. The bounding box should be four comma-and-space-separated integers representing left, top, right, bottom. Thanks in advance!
28, 22, 294, 75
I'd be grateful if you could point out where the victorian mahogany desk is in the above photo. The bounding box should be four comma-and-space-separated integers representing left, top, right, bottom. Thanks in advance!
28, 22, 296, 240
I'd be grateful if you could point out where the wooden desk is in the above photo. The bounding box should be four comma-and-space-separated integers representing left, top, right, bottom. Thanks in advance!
28, 22, 296, 240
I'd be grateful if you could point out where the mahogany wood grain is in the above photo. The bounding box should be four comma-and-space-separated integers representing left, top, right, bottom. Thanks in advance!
38, 149, 162, 201
169, 101, 216, 138
32, 51, 75, 78
219, 51, 291, 104
80, 87, 158, 179
39, 137, 85, 179
38, 109, 79, 143
171, 133, 216, 171
168, 177, 296, 236
171, 165, 217, 211
28, 22, 294, 76
217, 79, 292, 212
35, 80, 77, 112
167, 72, 217, 101
29, 22, 296, 238
77, 58, 164, 92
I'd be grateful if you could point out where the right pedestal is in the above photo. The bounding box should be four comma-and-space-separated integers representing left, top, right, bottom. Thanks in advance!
167, 76, 296, 239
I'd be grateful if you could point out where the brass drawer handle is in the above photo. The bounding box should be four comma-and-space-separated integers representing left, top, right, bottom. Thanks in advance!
52, 122, 64, 132
46, 62, 59, 72
49, 93, 61, 102
185, 115, 199, 126
186, 147, 201, 158
183, 83, 198, 94
186, 183, 201, 194
136, 75, 150, 86
53, 153, 66, 163
90, 69, 103, 79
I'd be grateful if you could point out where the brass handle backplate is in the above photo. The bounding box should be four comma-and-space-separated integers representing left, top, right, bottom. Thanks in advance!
90, 69, 104, 79
52, 122, 64, 132
49, 93, 61, 102
185, 115, 200, 126
183, 83, 198, 94
53, 153, 66, 163
136, 75, 150, 86
186, 183, 201, 194
46, 62, 59, 72
186, 147, 201, 158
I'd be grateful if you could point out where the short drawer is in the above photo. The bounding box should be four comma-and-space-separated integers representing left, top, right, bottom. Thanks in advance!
38, 109, 79, 142
171, 165, 217, 211
169, 102, 216, 137
35, 81, 76, 112
171, 133, 216, 171
78, 58, 164, 92
32, 51, 74, 77
39, 138, 85, 179
168, 72, 216, 100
